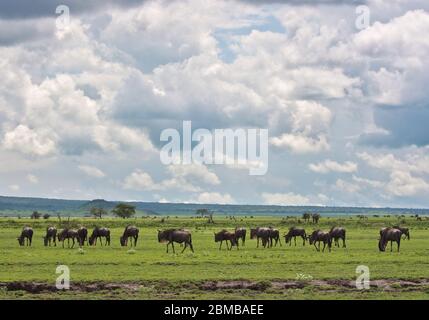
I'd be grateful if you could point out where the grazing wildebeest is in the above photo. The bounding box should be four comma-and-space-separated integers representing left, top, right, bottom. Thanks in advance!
17, 227, 33, 246
269, 227, 282, 247
158, 229, 194, 253
284, 227, 307, 246
120, 225, 139, 247
393, 226, 410, 240
234, 227, 246, 246
312, 213, 320, 224
77, 226, 88, 246
43, 226, 57, 246
250, 227, 271, 248
329, 227, 346, 248
379, 227, 402, 252
308, 230, 332, 252
89, 227, 111, 246
58, 228, 80, 248
302, 213, 311, 223
214, 230, 238, 250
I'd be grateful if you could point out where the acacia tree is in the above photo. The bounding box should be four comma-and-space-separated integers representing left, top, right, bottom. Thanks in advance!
112, 203, 136, 219
90, 207, 108, 219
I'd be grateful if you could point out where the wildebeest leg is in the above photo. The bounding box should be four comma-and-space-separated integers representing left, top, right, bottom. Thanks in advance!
302, 236, 305, 246
256, 237, 259, 248
100, 236, 103, 246
171, 242, 175, 254
219, 241, 222, 250
342, 237, 346, 248
294, 237, 296, 246
314, 242, 318, 251
71, 238, 75, 248
181, 242, 187, 253
166, 242, 169, 253
397, 239, 400, 252
390, 241, 393, 252
322, 242, 326, 252
67, 238, 70, 248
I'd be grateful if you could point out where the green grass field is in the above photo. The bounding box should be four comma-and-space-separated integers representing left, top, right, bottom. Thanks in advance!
1, 215, 429, 300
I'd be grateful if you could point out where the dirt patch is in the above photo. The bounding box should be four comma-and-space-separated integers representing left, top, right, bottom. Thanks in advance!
1, 279, 429, 294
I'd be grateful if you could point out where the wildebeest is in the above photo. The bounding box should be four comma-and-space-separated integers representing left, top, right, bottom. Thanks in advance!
17, 227, 33, 246
43, 226, 57, 246
214, 229, 238, 250
89, 227, 111, 246
302, 213, 311, 223
379, 227, 402, 252
284, 227, 307, 246
58, 228, 80, 248
77, 226, 88, 246
120, 225, 139, 247
250, 227, 271, 248
234, 227, 246, 246
308, 230, 332, 252
158, 229, 194, 253
329, 227, 346, 248
312, 213, 320, 224
269, 227, 282, 247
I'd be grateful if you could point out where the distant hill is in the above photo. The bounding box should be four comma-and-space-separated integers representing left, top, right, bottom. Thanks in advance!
0, 195, 428, 217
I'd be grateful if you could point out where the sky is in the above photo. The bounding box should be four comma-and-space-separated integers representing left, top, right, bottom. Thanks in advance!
0, 0, 429, 208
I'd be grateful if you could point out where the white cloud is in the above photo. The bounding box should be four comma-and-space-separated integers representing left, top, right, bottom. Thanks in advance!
2, 125, 56, 156
335, 179, 361, 193
309, 159, 357, 173
262, 192, 310, 206
385, 171, 429, 197
270, 134, 329, 154
78, 165, 106, 178
27, 174, 39, 184
194, 192, 235, 204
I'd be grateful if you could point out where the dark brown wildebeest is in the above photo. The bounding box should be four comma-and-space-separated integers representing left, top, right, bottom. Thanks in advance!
302, 213, 311, 223
43, 226, 57, 246
58, 228, 79, 248
308, 230, 332, 252
329, 227, 346, 248
17, 227, 33, 246
312, 213, 320, 224
284, 227, 307, 246
77, 226, 88, 246
89, 227, 111, 246
234, 227, 246, 246
214, 229, 238, 250
269, 227, 282, 247
158, 229, 194, 253
250, 227, 271, 248
379, 227, 402, 252
392, 226, 410, 240
120, 225, 139, 247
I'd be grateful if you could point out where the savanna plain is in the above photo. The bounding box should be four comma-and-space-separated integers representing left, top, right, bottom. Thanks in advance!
1, 215, 428, 300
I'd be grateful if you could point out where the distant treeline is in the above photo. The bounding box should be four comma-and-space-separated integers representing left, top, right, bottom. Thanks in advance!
0, 195, 428, 217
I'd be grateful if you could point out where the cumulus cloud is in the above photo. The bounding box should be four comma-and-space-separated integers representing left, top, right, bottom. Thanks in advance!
78, 165, 106, 178
194, 192, 235, 204
309, 160, 357, 173
262, 192, 310, 206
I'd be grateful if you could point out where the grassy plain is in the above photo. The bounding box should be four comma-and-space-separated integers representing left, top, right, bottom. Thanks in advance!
0, 215, 428, 299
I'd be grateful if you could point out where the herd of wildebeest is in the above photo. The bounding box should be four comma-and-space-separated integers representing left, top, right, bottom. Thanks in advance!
15, 221, 411, 253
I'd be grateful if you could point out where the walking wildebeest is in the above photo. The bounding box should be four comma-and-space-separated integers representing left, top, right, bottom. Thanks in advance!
250, 227, 271, 248
89, 227, 111, 246
312, 213, 320, 224
77, 226, 88, 246
269, 227, 282, 247
214, 229, 238, 250
379, 227, 402, 252
329, 227, 346, 248
158, 229, 194, 253
120, 225, 139, 247
309, 230, 332, 252
58, 228, 80, 248
302, 213, 311, 223
17, 227, 33, 246
284, 227, 307, 246
43, 226, 57, 246
234, 227, 246, 246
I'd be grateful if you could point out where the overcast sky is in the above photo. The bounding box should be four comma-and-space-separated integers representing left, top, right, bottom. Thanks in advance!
1, 0, 429, 207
